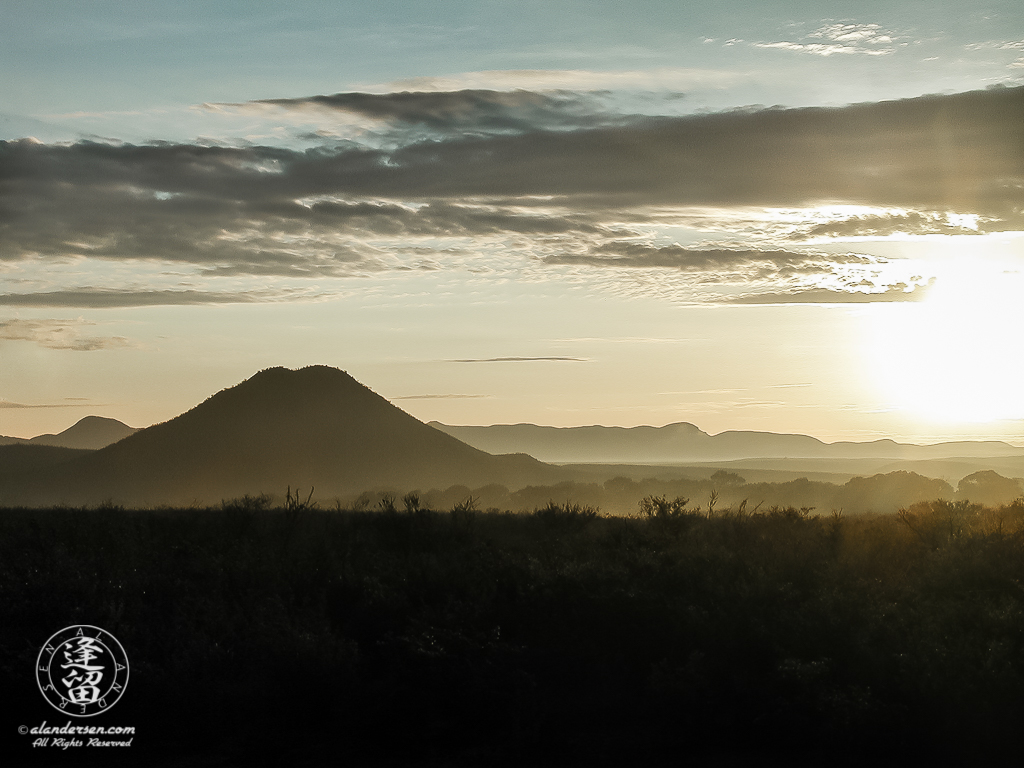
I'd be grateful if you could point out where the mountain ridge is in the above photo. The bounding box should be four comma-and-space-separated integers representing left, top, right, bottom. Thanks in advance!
429, 421, 1024, 464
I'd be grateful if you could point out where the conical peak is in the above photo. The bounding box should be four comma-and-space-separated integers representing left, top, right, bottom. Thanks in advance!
247, 365, 357, 385
223, 365, 376, 401
0, 365, 557, 506
178, 365, 394, 429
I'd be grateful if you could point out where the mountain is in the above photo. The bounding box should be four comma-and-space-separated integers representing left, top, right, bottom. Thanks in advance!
0, 416, 138, 449
28, 415, 138, 449
0, 366, 557, 507
430, 422, 1024, 465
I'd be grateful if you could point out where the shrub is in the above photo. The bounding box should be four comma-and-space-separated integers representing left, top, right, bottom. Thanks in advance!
533, 501, 599, 531
637, 494, 690, 520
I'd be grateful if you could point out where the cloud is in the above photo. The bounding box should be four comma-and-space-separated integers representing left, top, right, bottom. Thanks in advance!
283, 199, 610, 237
0, 288, 303, 308
754, 23, 899, 57
0, 136, 615, 275
9, 85, 1019, 207
540, 242, 892, 297
392, 393, 491, 400
728, 283, 931, 305
227, 89, 621, 135
448, 356, 589, 363
0, 318, 130, 350
965, 40, 1024, 52
0, 400, 84, 409
334, 87, 1020, 215
1, 86, 1021, 296
544, 242, 872, 273
791, 211, 985, 239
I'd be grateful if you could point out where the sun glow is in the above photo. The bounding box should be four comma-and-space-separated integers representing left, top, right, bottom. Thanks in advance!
863, 261, 1024, 424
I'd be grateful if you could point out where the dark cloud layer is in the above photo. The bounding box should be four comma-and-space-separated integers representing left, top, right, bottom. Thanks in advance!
1, 86, 1020, 290
341, 86, 1020, 214
245, 89, 616, 135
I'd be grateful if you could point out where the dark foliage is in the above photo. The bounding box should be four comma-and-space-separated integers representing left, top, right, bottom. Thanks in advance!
2, 498, 1023, 766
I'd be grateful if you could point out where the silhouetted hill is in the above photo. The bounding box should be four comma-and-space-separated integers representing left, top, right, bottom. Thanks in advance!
28, 415, 138, 449
0, 367, 558, 507
431, 422, 1024, 464
0, 415, 138, 449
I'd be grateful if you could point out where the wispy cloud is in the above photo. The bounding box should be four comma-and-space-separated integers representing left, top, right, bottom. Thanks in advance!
0, 400, 86, 409
965, 39, 1024, 52
0, 318, 130, 350
540, 242, 896, 299
0, 288, 313, 308
448, 356, 589, 363
392, 393, 492, 399
544, 243, 872, 274
728, 283, 930, 305
791, 211, 984, 239
754, 23, 900, 57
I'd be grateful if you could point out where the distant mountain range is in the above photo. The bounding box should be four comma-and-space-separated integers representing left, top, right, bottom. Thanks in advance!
0, 415, 138, 449
0, 366, 557, 507
2, 366, 1022, 509
8, 401, 1020, 467
430, 422, 1024, 465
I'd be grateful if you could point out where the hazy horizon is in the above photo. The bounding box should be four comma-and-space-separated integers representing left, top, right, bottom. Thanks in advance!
6, 366, 1024, 451
2, 2, 1023, 446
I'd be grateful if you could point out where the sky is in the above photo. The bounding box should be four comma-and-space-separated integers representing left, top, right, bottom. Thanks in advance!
1, 0, 1023, 444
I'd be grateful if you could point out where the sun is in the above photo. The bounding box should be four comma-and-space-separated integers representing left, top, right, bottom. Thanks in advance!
861, 263, 1024, 424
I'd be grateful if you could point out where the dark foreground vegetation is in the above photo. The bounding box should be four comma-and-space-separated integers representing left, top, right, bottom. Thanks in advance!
3, 496, 1024, 766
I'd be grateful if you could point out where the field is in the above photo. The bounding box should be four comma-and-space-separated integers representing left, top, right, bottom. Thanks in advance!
3, 496, 1024, 766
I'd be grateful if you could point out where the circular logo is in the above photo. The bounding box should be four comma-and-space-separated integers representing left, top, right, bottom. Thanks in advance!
36, 625, 129, 717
